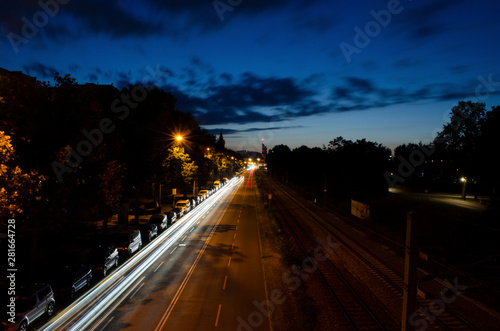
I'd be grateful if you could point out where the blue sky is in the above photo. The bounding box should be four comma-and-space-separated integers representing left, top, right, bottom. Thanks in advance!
2, 0, 500, 152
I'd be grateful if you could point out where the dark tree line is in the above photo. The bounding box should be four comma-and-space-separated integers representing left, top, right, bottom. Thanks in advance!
0, 73, 240, 228
390, 101, 500, 199
267, 137, 391, 201
268, 101, 500, 204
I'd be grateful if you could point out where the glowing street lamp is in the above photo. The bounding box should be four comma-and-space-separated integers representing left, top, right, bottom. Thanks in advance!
460, 177, 467, 200
176, 135, 183, 142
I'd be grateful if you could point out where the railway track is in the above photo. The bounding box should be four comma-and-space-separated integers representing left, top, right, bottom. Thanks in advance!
266, 177, 481, 330
270, 187, 389, 330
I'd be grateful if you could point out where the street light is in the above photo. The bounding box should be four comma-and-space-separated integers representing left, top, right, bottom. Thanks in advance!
460, 177, 467, 200
176, 135, 183, 142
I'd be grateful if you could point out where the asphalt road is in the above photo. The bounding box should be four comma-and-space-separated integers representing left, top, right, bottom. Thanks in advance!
83, 172, 269, 331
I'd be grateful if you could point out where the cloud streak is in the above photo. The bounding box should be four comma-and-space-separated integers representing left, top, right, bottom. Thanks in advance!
17, 59, 495, 131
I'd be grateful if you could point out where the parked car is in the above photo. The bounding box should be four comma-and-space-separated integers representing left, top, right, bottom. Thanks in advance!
199, 190, 209, 199
149, 214, 168, 232
139, 223, 158, 243
58, 264, 92, 299
128, 230, 142, 256
173, 207, 184, 219
175, 200, 191, 213
189, 198, 197, 209
4, 284, 55, 331
90, 245, 119, 277
166, 211, 177, 226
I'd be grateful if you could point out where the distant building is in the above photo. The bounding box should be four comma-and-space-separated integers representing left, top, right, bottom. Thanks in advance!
261, 141, 267, 160
215, 130, 225, 151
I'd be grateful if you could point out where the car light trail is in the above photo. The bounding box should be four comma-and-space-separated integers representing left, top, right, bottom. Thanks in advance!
247, 169, 254, 188
41, 176, 243, 331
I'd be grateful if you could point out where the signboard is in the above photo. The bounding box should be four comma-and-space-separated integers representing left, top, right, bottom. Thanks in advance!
351, 200, 370, 220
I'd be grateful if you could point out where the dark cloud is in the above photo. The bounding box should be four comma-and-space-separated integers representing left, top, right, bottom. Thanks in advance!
87, 73, 98, 82
330, 76, 477, 112
1, 0, 331, 45
147, 71, 319, 126
219, 73, 233, 84
0, 0, 162, 42
411, 24, 443, 39
147, 0, 320, 27
64, 0, 162, 38
0, 0, 41, 35
207, 126, 305, 136
392, 59, 421, 69
345, 77, 373, 93
22, 61, 58, 79
394, 0, 463, 40
68, 63, 80, 72
162, 70, 482, 127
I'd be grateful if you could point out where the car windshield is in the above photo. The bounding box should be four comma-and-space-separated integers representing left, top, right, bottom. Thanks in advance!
177, 202, 186, 206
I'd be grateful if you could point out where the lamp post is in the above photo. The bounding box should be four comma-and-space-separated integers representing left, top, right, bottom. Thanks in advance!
460, 177, 467, 200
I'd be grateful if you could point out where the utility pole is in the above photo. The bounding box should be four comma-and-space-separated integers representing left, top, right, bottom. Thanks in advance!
402, 211, 418, 331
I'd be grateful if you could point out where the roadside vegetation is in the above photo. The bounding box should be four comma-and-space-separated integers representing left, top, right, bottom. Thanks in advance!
0, 73, 243, 279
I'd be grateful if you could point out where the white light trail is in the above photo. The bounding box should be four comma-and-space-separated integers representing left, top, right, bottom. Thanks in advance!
41, 177, 243, 331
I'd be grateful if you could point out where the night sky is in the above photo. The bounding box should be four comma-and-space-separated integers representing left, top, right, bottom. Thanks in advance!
2, 0, 500, 152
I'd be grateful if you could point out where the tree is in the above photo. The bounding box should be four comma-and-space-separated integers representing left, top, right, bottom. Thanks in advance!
477, 105, 500, 199
267, 144, 292, 181
0, 131, 45, 220
213, 152, 228, 180
326, 137, 391, 197
163, 146, 198, 194
98, 160, 124, 233
433, 101, 487, 181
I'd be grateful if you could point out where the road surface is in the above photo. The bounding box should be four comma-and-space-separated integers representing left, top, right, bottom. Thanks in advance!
68, 172, 270, 331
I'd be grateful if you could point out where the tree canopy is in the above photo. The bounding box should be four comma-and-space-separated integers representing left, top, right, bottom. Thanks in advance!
0, 72, 238, 227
